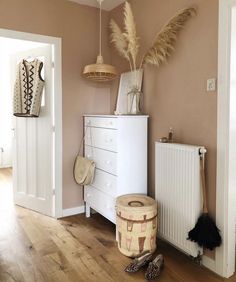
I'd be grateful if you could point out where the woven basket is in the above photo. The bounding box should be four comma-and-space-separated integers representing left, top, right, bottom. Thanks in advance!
116, 194, 157, 257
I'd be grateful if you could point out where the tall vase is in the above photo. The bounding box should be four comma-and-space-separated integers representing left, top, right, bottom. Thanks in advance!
127, 87, 142, 115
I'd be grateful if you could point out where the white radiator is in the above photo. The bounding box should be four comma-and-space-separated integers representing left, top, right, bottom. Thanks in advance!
155, 142, 205, 258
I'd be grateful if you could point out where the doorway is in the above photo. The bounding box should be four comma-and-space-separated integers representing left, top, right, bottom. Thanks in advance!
0, 29, 62, 219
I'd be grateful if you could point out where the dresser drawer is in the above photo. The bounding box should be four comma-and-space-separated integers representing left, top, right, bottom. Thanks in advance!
84, 186, 116, 223
91, 169, 117, 197
85, 127, 117, 152
84, 116, 117, 129
85, 146, 117, 175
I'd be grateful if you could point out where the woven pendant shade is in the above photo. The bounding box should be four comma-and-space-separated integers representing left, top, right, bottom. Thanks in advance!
83, 55, 117, 82
82, 0, 117, 82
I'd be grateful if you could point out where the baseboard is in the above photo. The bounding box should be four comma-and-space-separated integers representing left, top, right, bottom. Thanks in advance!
62, 205, 85, 217
0, 165, 12, 169
202, 255, 216, 273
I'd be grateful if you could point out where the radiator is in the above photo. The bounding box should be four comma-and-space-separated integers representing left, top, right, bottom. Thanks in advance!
155, 142, 206, 258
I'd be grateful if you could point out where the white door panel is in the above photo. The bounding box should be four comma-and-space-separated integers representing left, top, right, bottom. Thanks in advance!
12, 46, 54, 216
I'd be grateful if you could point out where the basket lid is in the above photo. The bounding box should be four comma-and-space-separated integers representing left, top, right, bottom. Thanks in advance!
116, 194, 157, 212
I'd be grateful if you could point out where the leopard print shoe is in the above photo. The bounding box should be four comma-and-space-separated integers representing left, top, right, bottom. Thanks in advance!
145, 254, 164, 280
124, 251, 153, 273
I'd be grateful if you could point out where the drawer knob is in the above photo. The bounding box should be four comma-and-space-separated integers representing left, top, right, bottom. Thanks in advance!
105, 160, 111, 165
106, 182, 111, 187
86, 193, 91, 198
86, 120, 91, 125
86, 154, 91, 158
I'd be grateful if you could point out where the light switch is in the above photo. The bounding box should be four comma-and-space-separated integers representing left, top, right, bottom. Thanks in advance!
207, 78, 217, 92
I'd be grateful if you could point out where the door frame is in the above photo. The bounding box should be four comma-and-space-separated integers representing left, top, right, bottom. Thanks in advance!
0, 28, 63, 219
215, 0, 236, 278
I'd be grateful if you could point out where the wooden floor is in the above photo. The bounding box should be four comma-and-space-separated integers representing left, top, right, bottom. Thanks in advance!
0, 168, 235, 282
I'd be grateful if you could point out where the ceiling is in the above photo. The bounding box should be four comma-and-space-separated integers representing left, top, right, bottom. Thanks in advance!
68, 0, 125, 11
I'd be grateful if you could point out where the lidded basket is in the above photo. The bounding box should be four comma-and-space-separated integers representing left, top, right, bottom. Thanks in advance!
116, 194, 157, 257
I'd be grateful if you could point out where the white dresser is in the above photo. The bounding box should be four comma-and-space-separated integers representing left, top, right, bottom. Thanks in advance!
83, 114, 148, 224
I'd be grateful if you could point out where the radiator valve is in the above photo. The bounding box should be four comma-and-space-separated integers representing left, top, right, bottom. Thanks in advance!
168, 127, 174, 143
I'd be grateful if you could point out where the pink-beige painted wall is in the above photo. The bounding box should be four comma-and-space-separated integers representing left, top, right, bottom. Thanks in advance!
0, 0, 219, 248
0, 0, 112, 209
110, 0, 218, 256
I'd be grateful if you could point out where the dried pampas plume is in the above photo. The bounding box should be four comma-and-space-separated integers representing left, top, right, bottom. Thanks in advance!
110, 1, 139, 71
110, 19, 129, 62
110, 2, 196, 71
123, 1, 139, 70
141, 7, 197, 67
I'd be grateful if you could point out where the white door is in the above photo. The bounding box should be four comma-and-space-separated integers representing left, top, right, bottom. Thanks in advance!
11, 46, 54, 217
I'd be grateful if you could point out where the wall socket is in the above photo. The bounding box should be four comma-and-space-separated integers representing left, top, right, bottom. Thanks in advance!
207, 78, 217, 92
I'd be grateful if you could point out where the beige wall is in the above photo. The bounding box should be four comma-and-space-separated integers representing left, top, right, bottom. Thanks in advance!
0, 0, 219, 228
110, 0, 218, 224
0, 0, 111, 209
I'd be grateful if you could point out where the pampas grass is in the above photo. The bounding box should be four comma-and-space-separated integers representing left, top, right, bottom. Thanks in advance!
110, 19, 130, 63
110, 2, 139, 71
123, 1, 139, 70
141, 7, 197, 67
109, 2, 196, 71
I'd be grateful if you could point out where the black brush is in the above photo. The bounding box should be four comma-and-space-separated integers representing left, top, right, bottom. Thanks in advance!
188, 155, 222, 250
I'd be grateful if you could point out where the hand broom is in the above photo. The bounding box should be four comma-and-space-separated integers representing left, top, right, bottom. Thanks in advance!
188, 155, 222, 250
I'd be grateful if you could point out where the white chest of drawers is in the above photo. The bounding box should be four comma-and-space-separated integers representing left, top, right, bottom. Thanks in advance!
83, 114, 148, 224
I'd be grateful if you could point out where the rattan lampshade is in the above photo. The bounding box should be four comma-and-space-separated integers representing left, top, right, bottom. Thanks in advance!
82, 0, 117, 82
83, 55, 117, 82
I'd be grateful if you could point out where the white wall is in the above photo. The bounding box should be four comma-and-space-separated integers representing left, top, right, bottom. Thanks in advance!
0, 38, 46, 168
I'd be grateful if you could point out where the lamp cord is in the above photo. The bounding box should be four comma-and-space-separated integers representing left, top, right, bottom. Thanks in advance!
99, 0, 102, 56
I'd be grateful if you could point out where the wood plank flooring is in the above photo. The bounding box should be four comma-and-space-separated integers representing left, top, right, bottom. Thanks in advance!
0, 168, 235, 282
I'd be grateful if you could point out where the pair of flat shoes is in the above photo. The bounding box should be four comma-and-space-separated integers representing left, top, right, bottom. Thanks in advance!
124, 251, 164, 280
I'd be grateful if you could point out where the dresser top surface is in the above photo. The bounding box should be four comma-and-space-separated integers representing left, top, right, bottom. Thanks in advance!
83, 114, 149, 118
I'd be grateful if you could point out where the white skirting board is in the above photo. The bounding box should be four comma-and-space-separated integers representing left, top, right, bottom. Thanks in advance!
62, 205, 85, 217
0, 165, 12, 169
202, 255, 216, 273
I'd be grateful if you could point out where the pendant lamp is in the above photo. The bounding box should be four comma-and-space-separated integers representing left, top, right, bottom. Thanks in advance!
83, 0, 117, 82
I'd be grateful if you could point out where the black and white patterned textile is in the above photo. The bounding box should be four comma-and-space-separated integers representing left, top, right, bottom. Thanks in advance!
13, 59, 45, 117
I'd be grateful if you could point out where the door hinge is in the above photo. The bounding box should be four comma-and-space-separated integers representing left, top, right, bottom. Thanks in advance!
53, 188, 56, 195
52, 62, 55, 68
52, 126, 55, 132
